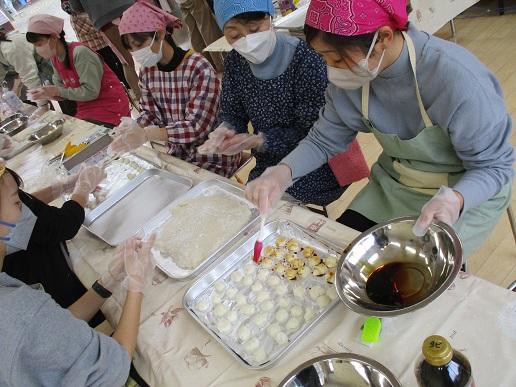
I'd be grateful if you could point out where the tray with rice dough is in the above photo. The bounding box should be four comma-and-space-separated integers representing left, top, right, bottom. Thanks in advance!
183, 220, 343, 369
148, 179, 260, 280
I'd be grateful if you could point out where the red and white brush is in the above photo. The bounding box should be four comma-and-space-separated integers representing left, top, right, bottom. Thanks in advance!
253, 216, 266, 263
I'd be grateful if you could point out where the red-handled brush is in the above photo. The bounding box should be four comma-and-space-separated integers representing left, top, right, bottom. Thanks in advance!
253, 216, 266, 263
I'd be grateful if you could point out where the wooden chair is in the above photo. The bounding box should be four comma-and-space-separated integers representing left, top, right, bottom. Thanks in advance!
121, 82, 140, 112
232, 151, 254, 185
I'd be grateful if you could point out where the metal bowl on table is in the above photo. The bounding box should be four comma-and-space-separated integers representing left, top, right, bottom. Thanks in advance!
0, 113, 28, 136
27, 119, 65, 145
278, 353, 402, 387
336, 216, 462, 317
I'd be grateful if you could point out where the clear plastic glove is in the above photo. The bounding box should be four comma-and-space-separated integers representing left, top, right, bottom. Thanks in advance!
0, 134, 14, 157
72, 165, 107, 197
208, 133, 263, 155
245, 164, 293, 214
413, 186, 462, 236
198, 125, 236, 154
28, 105, 49, 123
108, 125, 147, 155
121, 235, 157, 293
113, 117, 139, 136
29, 85, 60, 101
98, 249, 126, 293
198, 126, 263, 155
50, 173, 80, 198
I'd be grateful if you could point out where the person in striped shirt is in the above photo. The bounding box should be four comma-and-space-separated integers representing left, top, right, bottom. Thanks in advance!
109, 0, 240, 177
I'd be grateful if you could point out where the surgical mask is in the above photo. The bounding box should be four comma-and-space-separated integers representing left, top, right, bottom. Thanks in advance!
132, 32, 163, 68
35, 40, 56, 60
0, 203, 37, 255
232, 19, 277, 64
327, 30, 385, 90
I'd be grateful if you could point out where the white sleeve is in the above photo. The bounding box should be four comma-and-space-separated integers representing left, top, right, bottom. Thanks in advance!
4, 35, 43, 91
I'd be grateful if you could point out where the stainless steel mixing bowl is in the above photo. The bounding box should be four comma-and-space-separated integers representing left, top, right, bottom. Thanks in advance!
279, 353, 402, 387
336, 216, 462, 317
0, 113, 28, 136
27, 119, 64, 145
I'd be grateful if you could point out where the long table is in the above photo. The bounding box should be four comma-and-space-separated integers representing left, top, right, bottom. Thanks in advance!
6, 112, 516, 387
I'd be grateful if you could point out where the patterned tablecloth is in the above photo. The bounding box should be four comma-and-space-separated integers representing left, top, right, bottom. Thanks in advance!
7, 114, 516, 387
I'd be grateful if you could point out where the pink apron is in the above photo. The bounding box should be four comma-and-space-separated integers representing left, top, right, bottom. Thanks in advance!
51, 42, 129, 126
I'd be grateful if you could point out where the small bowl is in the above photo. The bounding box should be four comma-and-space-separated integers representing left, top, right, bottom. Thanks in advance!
0, 113, 28, 136
278, 353, 401, 387
28, 119, 65, 145
336, 216, 462, 317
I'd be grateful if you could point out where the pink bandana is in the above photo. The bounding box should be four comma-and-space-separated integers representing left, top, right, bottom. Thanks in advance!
306, 0, 408, 36
27, 15, 64, 36
118, 0, 182, 36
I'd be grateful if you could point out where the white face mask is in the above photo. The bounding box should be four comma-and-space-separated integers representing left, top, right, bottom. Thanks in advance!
231, 18, 277, 64
327, 30, 385, 90
131, 32, 163, 68
1, 203, 38, 254
36, 40, 56, 60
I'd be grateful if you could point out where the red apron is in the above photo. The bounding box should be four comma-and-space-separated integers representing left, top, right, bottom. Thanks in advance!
51, 42, 129, 126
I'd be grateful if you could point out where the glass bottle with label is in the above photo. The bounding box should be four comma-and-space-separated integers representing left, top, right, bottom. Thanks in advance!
415, 335, 475, 387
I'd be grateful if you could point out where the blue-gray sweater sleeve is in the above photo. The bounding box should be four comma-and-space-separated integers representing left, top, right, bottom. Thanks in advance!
282, 85, 358, 179
442, 65, 514, 213
12, 291, 130, 386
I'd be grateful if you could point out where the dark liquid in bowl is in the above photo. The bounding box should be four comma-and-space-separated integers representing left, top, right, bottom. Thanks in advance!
366, 262, 431, 307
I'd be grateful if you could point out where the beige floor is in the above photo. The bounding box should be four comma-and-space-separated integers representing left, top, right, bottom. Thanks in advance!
234, 14, 516, 289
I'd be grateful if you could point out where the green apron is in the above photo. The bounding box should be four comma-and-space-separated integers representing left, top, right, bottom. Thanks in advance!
348, 32, 511, 258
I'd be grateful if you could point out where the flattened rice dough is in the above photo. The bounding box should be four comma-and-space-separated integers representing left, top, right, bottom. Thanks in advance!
155, 192, 252, 269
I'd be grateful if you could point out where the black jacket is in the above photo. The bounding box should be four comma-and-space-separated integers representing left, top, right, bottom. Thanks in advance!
1, 191, 87, 308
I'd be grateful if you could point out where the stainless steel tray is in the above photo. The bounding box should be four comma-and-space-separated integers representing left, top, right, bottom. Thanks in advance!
85, 153, 158, 210
183, 220, 343, 370
83, 169, 192, 246
150, 179, 260, 281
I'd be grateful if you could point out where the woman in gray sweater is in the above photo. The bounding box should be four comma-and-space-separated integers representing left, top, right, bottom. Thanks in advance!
245, 0, 514, 258
0, 164, 156, 386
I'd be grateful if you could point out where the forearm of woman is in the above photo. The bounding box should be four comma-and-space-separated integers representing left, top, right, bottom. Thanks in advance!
112, 291, 143, 357
68, 288, 105, 321
144, 126, 168, 143
70, 193, 87, 208
31, 186, 57, 204
12, 77, 22, 96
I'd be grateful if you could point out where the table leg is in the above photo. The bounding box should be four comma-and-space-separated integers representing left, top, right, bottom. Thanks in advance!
449, 19, 457, 43
499, 0, 505, 15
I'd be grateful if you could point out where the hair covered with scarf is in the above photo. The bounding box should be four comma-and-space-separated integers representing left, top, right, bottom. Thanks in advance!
304, 0, 410, 64
214, 0, 275, 29
118, 0, 181, 35
305, 0, 408, 36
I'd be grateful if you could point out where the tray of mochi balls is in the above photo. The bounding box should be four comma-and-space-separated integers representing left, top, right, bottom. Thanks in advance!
183, 220, 342, 369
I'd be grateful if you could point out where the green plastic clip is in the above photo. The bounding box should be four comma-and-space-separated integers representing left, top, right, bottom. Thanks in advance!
361, 317, 382, 345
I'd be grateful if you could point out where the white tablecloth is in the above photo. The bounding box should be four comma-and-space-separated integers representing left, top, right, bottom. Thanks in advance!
7, 114, 516, 387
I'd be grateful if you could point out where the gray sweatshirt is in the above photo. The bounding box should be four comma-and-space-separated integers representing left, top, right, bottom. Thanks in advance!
283, 24, 514, 213
0, 273, 130, 387
69, 0, 134, 30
